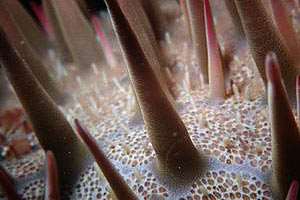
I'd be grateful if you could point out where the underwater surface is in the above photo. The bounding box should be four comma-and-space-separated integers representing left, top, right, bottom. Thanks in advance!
0, 0, 300, 199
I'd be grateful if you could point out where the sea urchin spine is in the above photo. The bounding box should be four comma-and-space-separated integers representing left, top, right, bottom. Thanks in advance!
0, 0, 64, 104
0, 29, 91, 187
45, 151, 60, 200
105, 0, 204, 177
204, 0, 226, 102
266, 52, 300, 199
75, 119, 138, 200
234, 0, 300, 105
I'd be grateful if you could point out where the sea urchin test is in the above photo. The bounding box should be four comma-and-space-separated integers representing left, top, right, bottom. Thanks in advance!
0, 0, 300, 199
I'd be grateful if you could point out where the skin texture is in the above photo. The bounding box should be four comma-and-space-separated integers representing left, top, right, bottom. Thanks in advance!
139, 0, 168, 41
266, 53, 300, 199
0, 0, 64, 105
186, 0, 209, 84
105, 0, 204, 178
234, 0, 300, 106
43, 0, 73, 64
75, 119, 138, 200
0, 29, 91, 187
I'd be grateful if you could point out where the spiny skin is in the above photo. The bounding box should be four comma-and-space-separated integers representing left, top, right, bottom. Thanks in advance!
47, 0, 104, 69
45, 151, 60, 200
0, 0, 64, 104
0, 29, 91, 187
186, 0, 208, 84
234, 0, 300, 106
266, 53, 300, 199
105, 0, 204, 178
75, 119, 138, 200
0, 1, 300, 200
43, 0, 73, 64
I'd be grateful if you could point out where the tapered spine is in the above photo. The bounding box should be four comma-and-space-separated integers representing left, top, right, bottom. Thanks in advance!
234, 0, 300, 105
266, 52, 300, 199
45, 151, 60, 200
105, 0, 203, 176
75, 119, 138, 200
0, 1, 65, 104
0, 29, 91, 186
186, 0, 209, 83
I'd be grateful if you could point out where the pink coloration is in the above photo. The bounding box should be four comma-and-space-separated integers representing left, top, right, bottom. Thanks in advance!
30, 1, 51, 34
0, 165, 21, 200
297, 75, 300, 120
266, 52, 283, 86
204, 0, 225, 100
74, 119, 138, 200
270, 0, 300, 62
91, 14, 117, 68
286, 180, 299, 200
46, 151, 60, 200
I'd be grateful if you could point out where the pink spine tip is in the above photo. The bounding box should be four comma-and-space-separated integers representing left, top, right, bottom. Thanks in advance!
266, 52, 281, 84
30, 1, 51, 34
46, 151, 60, 200
204, 0, 216, 47
286, 180, 299, 200
0, 165, 21, 200
91, 14, 116, 68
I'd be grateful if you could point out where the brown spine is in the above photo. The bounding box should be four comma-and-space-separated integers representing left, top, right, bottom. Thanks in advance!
0, 29, 91, 186
43, 0, 73, 64
48, 0, 104, 68
266, 52, 300, 199
186, 0, 209, 84
139, 0, 168, 41
75, 119, 138, 200
234, 0, 300, 106
105, 0, 204, 177
0, 1, 65, 104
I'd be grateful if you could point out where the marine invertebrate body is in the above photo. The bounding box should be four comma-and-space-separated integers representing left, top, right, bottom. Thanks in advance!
0, 0, 300, 199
